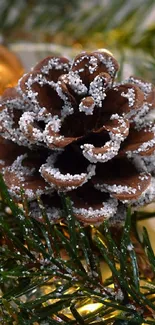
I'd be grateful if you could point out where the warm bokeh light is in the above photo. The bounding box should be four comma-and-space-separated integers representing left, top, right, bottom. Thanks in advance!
0, 45, 24, 95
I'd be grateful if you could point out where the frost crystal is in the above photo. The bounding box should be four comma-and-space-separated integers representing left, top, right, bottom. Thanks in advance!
121, 88, 135, 107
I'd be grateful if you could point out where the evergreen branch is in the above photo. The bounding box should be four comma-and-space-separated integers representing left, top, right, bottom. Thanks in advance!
1, 0, 155, 59
143, 227, 155, 273
0, 176, 155, 324
60, 193, 77, 254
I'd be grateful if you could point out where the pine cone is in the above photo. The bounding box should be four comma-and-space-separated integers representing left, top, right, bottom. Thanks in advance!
0, 49, 155, 225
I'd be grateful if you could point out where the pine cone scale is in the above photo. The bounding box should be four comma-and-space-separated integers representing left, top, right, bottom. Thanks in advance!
120, 125, 155, 156
93, 157, 151, 200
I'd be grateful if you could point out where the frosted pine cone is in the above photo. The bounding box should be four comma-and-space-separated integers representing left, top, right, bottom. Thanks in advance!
0, 49, 155, 225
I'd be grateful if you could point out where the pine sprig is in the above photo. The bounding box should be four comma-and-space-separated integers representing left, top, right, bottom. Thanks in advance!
1, 0, 155, 63
0, 175, 155, 324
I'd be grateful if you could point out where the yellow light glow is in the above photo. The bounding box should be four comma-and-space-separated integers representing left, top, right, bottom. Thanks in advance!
138, 217, 155, 252
77, 302, 119, 321
0, 45, 24, 95
78, 302, 103, 315
97, 48, 114, 56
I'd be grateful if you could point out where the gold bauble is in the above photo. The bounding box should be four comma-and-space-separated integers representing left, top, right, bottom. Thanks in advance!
0, 44, 24, 95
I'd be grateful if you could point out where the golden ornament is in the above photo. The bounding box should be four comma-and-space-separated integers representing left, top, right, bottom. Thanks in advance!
0, 44, 24, 95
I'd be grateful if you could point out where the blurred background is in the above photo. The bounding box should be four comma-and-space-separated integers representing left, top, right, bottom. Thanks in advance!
0, 0, 155, 81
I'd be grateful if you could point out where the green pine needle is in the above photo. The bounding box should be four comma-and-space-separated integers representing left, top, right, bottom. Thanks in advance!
0, 174, 155, 324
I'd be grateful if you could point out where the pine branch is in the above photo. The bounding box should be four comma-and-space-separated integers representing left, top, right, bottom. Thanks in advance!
0, 174, 155, 324
1, 0, 155, 57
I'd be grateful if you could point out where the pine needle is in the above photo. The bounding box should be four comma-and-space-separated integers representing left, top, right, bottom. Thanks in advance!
0, 175, 155, 324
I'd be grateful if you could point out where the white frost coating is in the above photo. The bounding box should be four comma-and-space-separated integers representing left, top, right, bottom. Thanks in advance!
89, 75, 107, 107
0, 160, 5, 166
56, 82, 74, 118
81, 114, 128, 163
43, 122, 66, 147
79, 98, 95, 115
110, 113, 123, 121
121, 88, 135, 107
95, 183, 137, 195
71, 52, 89, 70
71, 52, 116, 78
61, 104, 74, 118
40, 153, 96, 191
81, 115, 128, 163
95, 171, 150, 200
97, 53, 117, 77
88, 56, 98, 74
2, 95, 29, 111
145, 108, 155, 123
67, 71, 87, 95
24, 188, 45, 200
30, 201, 60, 223
129, 177, 155, 207
6, 154, 35, 182
0, 107, 30, 146
72, 198, 118, 219
142, 154, 155, 174
8, 186, 51, 201
128, 76, 153, 98
126, 103, 150, 129
138, 173, 150, 181
81, 141, 121, 163
110, 114, 128, 138
45, 116, 61, 133
19, 112, 43, 142
4, 154, 52, 200
131, 155, 147, 173
40, 57, 70, 75
18, 73, 55, 112
18, 74, 38, 106
114, 288, 124, 301
57, 71, 87, 118
126, 126, 155, 155
0, 107, 14, 133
